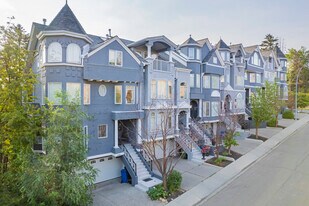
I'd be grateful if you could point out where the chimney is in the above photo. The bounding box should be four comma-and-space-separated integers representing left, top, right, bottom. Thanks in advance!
108, 29, 111, 37
43, 18, 47, 25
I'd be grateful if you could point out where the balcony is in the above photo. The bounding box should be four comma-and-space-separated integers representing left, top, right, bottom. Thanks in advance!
83, 64, 141, 82
202, 64, 224, 75
151, 59, 173, 72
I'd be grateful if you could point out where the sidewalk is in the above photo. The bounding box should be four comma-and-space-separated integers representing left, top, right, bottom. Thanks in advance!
167, 114, 309, 206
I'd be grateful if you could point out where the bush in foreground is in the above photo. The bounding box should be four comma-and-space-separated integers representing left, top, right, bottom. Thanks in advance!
167, 170, 182, 193
147, 185, 168, 200
282, 110, 294, 119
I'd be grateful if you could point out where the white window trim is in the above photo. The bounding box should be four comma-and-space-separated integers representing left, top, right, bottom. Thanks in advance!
98, 124, 108, 139
114, 85, 122, 104
84, 84, 91, 105
203, 101, 210, 117
125, 85, 135, 104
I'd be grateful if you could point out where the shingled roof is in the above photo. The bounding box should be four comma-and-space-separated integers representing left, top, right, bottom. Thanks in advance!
180, 35, 199, 46
275, 46, 286, 58
45, 3, 86, 34
216, 39, 230, 50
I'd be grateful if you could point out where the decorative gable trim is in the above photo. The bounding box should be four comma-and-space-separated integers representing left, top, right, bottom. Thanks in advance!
215, 50, 225, 66
88, 36, 142, 65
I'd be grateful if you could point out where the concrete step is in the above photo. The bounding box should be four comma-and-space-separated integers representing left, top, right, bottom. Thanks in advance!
135, 177, 162, 192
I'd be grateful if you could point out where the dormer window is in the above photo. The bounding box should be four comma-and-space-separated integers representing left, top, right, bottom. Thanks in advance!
109, 50, 123, 66
252, 52, 260, 66
196, 48, 201, 60
48, 42, 62, 62
66, 43, 81, 64
213, 57, 218, 64
188, 48, 195, 59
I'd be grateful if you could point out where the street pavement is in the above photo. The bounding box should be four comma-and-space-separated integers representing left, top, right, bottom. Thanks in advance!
198, 121, 309, 206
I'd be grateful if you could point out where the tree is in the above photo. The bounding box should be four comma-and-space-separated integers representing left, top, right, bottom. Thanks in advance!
221, 112, 239, 155
250, 88, 273, 139
0, 19, 39, 204
260, 34, 278, 51
21, 93, 97, 205
286, 47, 309, 93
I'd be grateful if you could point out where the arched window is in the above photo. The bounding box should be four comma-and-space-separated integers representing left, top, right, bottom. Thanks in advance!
253, 52, 259, 66
236, 93, 243, 109
180, 82, 187, 99
47, 42, 62, 62
66, 43, 81, 64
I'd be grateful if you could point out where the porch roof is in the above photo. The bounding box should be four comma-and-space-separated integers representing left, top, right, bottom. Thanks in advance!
111, 110, 144, 120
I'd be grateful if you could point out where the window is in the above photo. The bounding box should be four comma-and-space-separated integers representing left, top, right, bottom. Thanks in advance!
188, 48, 194, 59
190, 74, 195, 88
150, 112, 156, 132
220, 51, 226, 61
249, 73, 256, 83
203, 75, 210, 88
83, 126, 89, 148
196, 48, 201, 60
66, 83, 81, 102
236, 93, 243, 109
220, 75, 224, 83
48, 42, 62, 62
158, 80, 167, 99
157, 112, 164, 129
212, 75, 220, 89
42, 45, 46, 63
48, 82, 62, 105
42, 83, 46, 105
281, 73, 286, 81
203, 101, 210, 117
226, 68, 230, 84
196, 74, 200, 88
256, 73, 261, 83
168, 115, 172, 129
126, 86, 135, 104
252, 52, 259, 66
180, 82, 187, 99
33, 137, 43, 152
151, 80, 156, 99
98, 84, 107, 97
109, 50, 123, 66
66, 43, 81, 64
84, 84, 91, 105
211, 102, 219, 117
114, 85, 122, 104
98, 124, 108, 138
213, 57, 218, 64
168, 81, 172, 99
244, 72, 248, 81
283, 86, 288, 98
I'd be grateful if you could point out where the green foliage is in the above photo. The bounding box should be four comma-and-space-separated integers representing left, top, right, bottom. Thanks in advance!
20, 93, 97, 206
223, 137, 238, 149
260, 34, 278, 51
214, 157, 225, 166
297, 92, 309, 109
267, 117, 277, 127
147, 184, 168, 200
283, 110, 294, 119
167, 170, 182, 193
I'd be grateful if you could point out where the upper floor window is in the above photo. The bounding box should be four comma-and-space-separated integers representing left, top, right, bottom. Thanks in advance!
196, 74, 201, 88
109, 50, 123, 66
48, 82, 62, 105
203, 101, 210, 117
249, 73, 256, 83
281, 60, 286, 67
126, 86, 135, 104
196, 48, 201, 60
66, 82, 81, 102
211, 101, 219, 117
212, 75, 220, 89
203, 75, 210, 88
220, 51, 226, 61
280, 73, 286, 81
180, 82, 187, 99
115, 85, 122, 104
98, 124, 108, 138
226, 68, 230, 84
83, 84, 91, 105
48, 42, 62, 62
150, 112, 156, 132
213, 56, 218, 64
188, 48, 195, 59
151, 80, 156, 99
235, 93, 244, 109
190, 74, 195, 88
158, 80, 167, 99
66, 43, 81, 64
256, 73, 262, 83
252, 52, 260, 66
168, 81, 172, 99
236, 76, 244, 86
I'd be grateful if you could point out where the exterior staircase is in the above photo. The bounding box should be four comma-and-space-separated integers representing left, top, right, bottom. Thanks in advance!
190, 120, 212, 146
121, 144, 162, 192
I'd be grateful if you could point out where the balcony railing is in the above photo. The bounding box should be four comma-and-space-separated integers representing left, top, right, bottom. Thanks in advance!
152, 59, 172, 72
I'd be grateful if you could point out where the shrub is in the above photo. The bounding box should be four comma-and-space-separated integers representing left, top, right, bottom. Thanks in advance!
282, 110, 294, 119
214, 157, 225, 166
267, 117, 277, 127
167, 170, 182, 193
147, 185, 168, 200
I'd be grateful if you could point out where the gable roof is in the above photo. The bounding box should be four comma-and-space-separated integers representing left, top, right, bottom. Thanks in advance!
216, 39, 230, 50
45, 3, 86, 35
158, 52, 187, 68
180, 35, 199, 47
244, 45, 259, 55
196, 38, 213, 50
275, 46, 286, 59
28, 22, 47, 51
202, 49, 224, 66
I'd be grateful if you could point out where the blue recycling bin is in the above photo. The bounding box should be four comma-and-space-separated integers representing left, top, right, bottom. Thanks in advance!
121, 168, 128, 183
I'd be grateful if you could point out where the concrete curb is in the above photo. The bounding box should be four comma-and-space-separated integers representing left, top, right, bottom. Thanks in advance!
166, 115, 309, 206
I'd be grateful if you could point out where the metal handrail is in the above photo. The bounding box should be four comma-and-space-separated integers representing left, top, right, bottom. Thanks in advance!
121, 145, 137, 176
141, 148, 153, 171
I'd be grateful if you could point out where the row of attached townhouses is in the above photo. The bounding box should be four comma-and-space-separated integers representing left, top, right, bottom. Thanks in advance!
28, 3, 288, 190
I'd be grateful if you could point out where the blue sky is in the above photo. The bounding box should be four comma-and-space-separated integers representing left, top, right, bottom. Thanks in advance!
0, 0, 308, 51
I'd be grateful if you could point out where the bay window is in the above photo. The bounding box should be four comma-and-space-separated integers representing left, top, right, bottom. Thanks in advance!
66, 82, 81, 102
48, 82, 62, 105
203, 75, 210, 88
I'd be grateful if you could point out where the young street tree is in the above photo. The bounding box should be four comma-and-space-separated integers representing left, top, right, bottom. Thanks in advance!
0, 19, 40, 204
250, 87, 273, 139
21, 94, 97, 206
260, 34, 278, 51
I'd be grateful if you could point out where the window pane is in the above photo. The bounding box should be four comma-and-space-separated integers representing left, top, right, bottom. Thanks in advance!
126, 86, 135, 104
190, 74, 195, 88
250, 73, 256, 83
196, 49, 201, 60
115, 85, 122, 104
180, 83, 187, 99
151, 80, 156, 99
66, 83, 81, 102
109, 50, 115, 65
211, 102, 219, 117
98, 125, 107, 138
213, 57, 218, 64
66, 43, 81, 64
150, 113, 156, 131
168, 81, 172, 99
203, 75, 210, 88
48, 82, 62, 105
48, 42, 62, 62
203, 101, 210, 117
188, 48, 194, 59
84, 84, 91, 105
212, 76, 219, 89
116, 51, 122, 66
158, 80, 167, 99
196, 74, 200, 88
